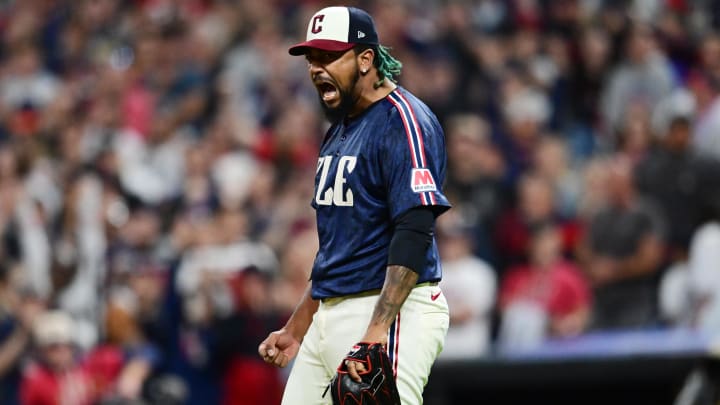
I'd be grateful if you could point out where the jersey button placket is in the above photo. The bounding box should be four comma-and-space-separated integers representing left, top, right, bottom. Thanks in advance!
337, 130, 346, 156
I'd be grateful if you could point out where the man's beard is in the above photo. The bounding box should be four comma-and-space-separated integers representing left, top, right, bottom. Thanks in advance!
319, 69, 360, 123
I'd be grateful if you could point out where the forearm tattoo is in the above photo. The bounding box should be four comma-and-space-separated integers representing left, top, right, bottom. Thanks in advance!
371, 265, 419, 326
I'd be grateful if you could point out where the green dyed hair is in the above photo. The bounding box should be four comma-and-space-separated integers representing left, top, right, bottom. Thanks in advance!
374, 45, 403, 82
356, 44, 403, 87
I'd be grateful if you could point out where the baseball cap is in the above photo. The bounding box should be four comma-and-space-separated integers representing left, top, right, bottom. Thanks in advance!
33, 310, 75, 347
288, 6, 379, 56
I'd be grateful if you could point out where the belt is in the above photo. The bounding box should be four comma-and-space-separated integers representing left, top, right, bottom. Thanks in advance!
321, 281, 439, 304
416, 281, 439, 288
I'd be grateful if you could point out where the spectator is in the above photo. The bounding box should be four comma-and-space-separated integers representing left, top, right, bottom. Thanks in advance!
498, 222, 591, 351
697, 31, 720, 83
575, 156, 612, 221
176, 144, 217, 224
659, 203, 720, 333
436, 212, 496, 360
102, 204, 170, 390
20, 310, 131, 405
498, 80, 551, 185
0, 43, 60, 137
0, 264, 44, 405
637, 89, 720, 259
443, 113, 505, 261
532, 136, 583, 220
175, 210, 278, 322
688, 68, 720, 159
565, 25, 612, 158
494, 173, 578, 272
216, 267, 284, 405
684, 214, 720, 333
612, 102, 654, 164
54, 173, 109, 352
577, 156, 666, 330
114, 108, 192, 206
600, 22, 674, 138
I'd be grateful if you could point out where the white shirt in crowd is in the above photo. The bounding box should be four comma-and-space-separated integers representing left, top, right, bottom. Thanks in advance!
438, 256, 496, 360
660, 221, 720, 333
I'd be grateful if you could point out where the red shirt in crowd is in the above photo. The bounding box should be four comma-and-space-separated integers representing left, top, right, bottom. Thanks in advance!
20, 345, 124, 405
499, 260, 590, 319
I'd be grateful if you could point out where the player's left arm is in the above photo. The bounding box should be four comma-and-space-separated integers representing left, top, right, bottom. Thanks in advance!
346, 206, 435, 381
344, 265, 417, 382
363, 264, 418, 345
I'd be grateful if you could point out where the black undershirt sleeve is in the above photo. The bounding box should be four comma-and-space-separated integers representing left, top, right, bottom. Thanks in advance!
387, 206, 435, 273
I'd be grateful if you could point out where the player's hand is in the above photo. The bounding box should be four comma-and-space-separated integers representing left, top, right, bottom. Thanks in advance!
345, 356, 368, 383
346, 329, 389, 382
258, 328, 301, 368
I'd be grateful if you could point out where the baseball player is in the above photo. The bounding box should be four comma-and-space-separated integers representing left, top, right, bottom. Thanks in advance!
258, 6, 451, 404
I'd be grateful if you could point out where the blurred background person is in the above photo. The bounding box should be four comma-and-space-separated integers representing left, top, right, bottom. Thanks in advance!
443, 113, 506, 264
21, 310, 98, 405
20, 309, 144, 405
532, 136, 584, 222
638, 89, 720, 263
577, 156, 666, 330
498, 222, 591, 352
436, 211, 496, 360
497, 78, 552, 187
659, 200, 720, 334
688, 35, 720, 159
0, 264, 44, 405
494, 173, 579, 274
565, 25, 613, 159
600, 22, 674, 141
684, 204, 720, 334
214, 266, 284, 405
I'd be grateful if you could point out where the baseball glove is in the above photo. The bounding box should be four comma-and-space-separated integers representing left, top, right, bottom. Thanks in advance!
327, 342, 400, 405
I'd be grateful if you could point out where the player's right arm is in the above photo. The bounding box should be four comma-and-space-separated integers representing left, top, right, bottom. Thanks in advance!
258, 282, 318, 368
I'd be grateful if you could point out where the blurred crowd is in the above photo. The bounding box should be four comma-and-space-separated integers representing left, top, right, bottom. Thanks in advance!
0, 0, 718, 404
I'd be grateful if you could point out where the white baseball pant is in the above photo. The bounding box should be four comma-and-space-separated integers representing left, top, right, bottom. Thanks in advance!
281, 283, 449, 405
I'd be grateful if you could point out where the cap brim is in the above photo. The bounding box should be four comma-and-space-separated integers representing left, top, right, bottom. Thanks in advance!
288, 39, 355, 56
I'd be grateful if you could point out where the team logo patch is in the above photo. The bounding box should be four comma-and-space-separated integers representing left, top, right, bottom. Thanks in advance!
411, 168, 436, 193
311, 14, 324, 33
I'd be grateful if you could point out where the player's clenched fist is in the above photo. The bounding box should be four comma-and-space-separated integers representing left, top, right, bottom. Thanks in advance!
258, 329, 301, 368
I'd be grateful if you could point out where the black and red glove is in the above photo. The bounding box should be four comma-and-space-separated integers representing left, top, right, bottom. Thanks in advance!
327, 342, 401, 405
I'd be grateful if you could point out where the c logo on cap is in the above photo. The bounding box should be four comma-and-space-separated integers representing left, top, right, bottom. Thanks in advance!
311, 14, 324, 34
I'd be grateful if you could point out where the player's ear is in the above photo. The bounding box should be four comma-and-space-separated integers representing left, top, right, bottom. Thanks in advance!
356, 47, 375, 74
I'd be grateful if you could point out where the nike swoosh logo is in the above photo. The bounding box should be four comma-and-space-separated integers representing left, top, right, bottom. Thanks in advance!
430, 291, 441, 301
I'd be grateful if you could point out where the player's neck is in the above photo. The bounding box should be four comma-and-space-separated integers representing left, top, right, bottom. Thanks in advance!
349, 78, 397, 118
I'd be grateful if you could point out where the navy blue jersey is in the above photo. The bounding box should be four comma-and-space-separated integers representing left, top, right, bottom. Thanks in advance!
310, 87, 451, 299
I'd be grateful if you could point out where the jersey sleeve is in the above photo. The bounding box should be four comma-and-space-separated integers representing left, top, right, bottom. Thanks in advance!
382, 92, 451, 220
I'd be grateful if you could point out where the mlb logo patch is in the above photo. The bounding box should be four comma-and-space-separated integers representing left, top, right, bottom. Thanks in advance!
411, 168, 437, 193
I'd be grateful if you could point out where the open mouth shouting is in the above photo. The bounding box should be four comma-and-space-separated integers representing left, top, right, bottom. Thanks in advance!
315, 79, 339, 105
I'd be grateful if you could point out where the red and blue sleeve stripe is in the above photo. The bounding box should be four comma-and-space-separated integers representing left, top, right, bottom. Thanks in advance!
386, 90, 436, 206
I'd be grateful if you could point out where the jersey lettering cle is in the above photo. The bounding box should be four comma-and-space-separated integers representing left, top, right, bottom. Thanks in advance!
310, 87, 451, 299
